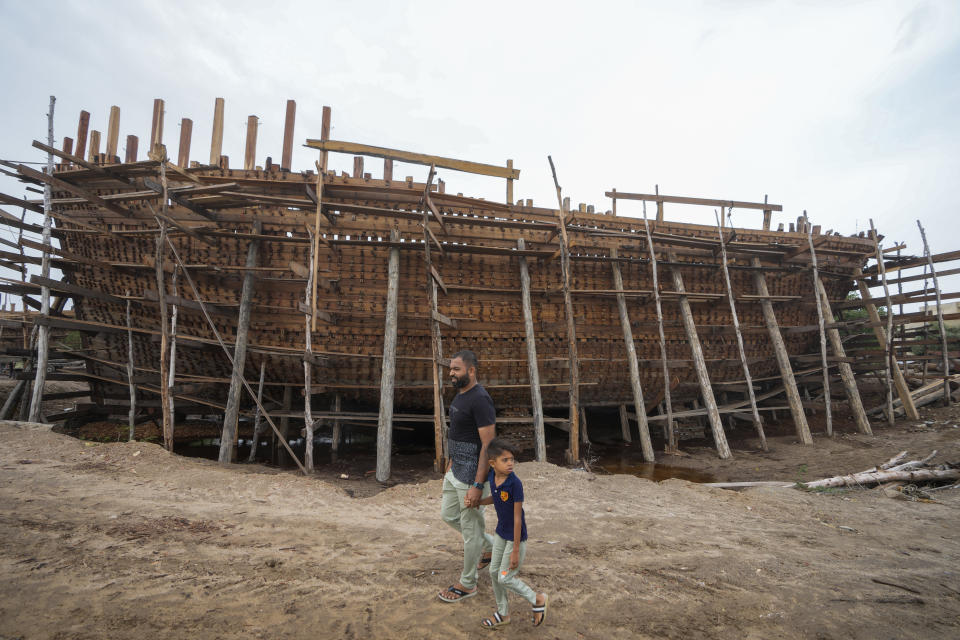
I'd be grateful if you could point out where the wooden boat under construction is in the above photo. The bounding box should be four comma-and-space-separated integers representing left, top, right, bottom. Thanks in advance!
1, 98, 889, 476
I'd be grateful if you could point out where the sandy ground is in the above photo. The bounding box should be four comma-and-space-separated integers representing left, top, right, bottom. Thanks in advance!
0, 382, 959, 639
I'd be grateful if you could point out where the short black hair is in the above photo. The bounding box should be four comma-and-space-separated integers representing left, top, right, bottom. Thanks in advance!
451, 349, 478, 370
487, 437, 519, 459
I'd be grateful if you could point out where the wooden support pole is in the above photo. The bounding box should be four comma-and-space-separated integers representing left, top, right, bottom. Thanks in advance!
580, 406, 590, 445
75, 110, 90, 162
762, 195, 772, 230
277, 385, 292, 465
220, 224, 261, 464
420, 167, 446, 472
547, 156, 579, 463
125, 291, 136, 441
917, 220, 951, 406
303, 233, 316, 473
869, 220, 897, 426
209, 98, 224, 166
28, 96, 55, 424
376, 228, 401, 482
518, 237, 546, 462
641, 206, 675, 450
106, 105, 120, 161
281, 99, 296, 171
669, 254, 731, 459
244, 115, 258, 171
125, 135, 138, 163
150, 98, 164, 154
310, 106, 332, 333
247, 361, 267, 462
855, 268, 918, 420
715, 212, 767, 451
814, 277, 871, 435
155, 162, 173, 450
752, 257, 813, 444
618, 404, 631, 442
383, 158, 393, 182
353, 156, 364, 178
610, 247, 654, 459
177, 118, 193, 168
506, 159, 514, 205
805, 212, 832, 436
167, 267, 179, 434
331, 393, 342, 461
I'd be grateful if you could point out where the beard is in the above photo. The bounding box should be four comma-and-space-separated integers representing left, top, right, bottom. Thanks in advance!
450, 373, 469, 389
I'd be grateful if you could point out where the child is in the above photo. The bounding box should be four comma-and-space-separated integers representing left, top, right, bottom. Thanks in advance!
477, 437, 548, 629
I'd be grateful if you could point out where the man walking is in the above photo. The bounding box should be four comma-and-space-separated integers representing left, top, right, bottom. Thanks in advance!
438, 350, 496, 602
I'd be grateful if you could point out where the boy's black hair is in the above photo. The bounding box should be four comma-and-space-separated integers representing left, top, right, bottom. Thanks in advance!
487, 437, 519, 459
451, 349, 479, 371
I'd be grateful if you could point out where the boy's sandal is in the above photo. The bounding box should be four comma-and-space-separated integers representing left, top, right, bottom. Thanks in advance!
437, 585, 478, 603
532, 593, 549, 626
481, 612, 510, 629
477, 553, 493, 569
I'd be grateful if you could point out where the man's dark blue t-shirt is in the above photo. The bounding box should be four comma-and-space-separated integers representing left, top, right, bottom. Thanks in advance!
448, 384, 496, 484
488, 468, 527, 542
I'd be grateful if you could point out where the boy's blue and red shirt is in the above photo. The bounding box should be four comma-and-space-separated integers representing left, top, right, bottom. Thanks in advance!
488, 469, 528, 542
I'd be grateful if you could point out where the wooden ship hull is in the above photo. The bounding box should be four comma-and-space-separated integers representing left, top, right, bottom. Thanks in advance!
1, 98, 886, 470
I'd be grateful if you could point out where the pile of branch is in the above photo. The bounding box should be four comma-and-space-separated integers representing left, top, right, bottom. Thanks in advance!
798, 450, 959, 489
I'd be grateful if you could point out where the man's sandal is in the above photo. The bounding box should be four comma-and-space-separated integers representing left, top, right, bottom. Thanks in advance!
481, 612, 510, 629
532, 593, 549, 626
477, 553, 492, 570
438, 585, 478, 603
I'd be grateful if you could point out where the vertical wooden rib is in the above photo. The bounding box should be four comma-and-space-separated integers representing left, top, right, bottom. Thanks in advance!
244, 115, 258, 170
281, 99, 296, 171
88, 130, 101, 163
518, 237, 546, 462
150, 98, 165, 152
506, 159, 514, 205
105, 106, 120, 161
75, 110, 90, 162
353, 156, 364, 178
209, 98, 225, 165
383, 159, 393, 182
177, 118, 193, 168
125, 135, 138, 163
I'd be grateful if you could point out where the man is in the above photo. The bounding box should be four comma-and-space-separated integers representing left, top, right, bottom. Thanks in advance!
438, 350, 496, 603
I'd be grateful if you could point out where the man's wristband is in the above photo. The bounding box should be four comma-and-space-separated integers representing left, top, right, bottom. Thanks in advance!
471, 481, 484, 490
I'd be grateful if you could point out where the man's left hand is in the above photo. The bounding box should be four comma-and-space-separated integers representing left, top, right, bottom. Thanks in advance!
464, 486, 481, 509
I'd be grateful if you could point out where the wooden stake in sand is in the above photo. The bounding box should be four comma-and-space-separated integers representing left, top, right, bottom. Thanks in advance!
610, 247, 654, 460
715, 211, 767, 451
517, 237, 546, 462
917, 220, 951, 407
125, 290, 136, 441
247, 361, 267, 462
28, 96, 55, 423
155, 160, 173, 450
805, 212, 832, 436
870, 219, 896, 426
303, 232, 316, 473
376, 229, 401, 482
641, 205, 675, 451
167, 267, 179, 428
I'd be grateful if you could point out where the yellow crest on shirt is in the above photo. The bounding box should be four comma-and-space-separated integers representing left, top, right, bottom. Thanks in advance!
500, 490, 509, 502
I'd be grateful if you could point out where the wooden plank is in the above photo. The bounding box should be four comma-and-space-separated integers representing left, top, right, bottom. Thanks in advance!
281, 99, 296, 171
178, 118, 193, 168
29, 275, 125, 305
917, 220, 951, 407
31, 140, 131, 185
862, 249, 960, 276
517, 237, 546, 462
305, 139, 521, 179
605, 191, 783, 212
610, 247, 654, 459
429, 264, 448, 296
752, 257, 813, 444
431, 309, 457, 328
424, 192, 447, 234
0, 192, 43, 213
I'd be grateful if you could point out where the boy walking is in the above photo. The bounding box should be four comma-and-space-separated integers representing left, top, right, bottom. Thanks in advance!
478, 438, 548, 629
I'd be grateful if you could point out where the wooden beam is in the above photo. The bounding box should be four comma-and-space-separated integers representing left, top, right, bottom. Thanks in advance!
106, 106, 120, 160
244, 115, 258, 170
376, 229, 401, 482
125, 135, 138, 163
669, 256, 731, 459
605, 191, 783, 211
75, 110, 90, 162
806, 213, 832, 436
305, 139, 521, 180
88, 130, 101, 162
178, 118, 193, 168
752, 257, 813, 444
917, 220, 951, 407
209, 98, 225, 166
610, 247, 654, 459
0, 192, 43, 214
150, 98, 164, 153
281, 99, 296, 171
517, 237, 546, 462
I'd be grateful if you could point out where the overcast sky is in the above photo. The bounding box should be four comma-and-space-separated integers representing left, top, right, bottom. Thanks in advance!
1, 0, 958, 298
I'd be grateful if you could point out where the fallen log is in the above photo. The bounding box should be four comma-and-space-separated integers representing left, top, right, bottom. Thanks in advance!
799, 467, 959, 490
